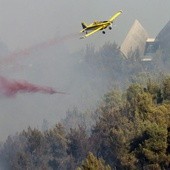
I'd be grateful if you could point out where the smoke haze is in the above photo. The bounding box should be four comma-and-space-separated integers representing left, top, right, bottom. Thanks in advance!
0, 0, 170, 140
0, 0, 169, 50
0, 32, 79, 66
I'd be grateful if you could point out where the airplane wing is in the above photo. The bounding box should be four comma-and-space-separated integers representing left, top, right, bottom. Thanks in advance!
109, 10, 123, 23
80, 26, 103, 39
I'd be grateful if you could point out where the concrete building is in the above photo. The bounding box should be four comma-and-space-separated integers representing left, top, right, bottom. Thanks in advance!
156, 20, 170, 50
120, 20, 149, 58
141, 38, 159, 61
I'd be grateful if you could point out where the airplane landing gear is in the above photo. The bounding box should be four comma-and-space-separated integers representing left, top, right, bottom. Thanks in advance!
102, 31, 105, 34
109, 26, 112, 30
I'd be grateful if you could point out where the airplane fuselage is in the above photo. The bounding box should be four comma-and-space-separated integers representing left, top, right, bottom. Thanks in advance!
82, 21, 110, 32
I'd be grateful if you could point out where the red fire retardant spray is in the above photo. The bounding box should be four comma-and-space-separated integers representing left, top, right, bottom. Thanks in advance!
0, 76, 67, 97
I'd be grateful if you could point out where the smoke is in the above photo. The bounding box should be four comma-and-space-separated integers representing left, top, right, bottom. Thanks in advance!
0, 76, 66, 97
0, 32, 79, 66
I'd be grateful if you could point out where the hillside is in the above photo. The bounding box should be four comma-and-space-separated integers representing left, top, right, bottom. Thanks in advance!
1, 75, 170, 169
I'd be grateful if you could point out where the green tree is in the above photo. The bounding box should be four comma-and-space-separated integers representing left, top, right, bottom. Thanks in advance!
67, 126, 90, 166
45, 123, 69, 169
77, 152, 111, 170
91, 89, 135, 169
146, 78, 163, 104
132, 123, 169, 169
163, 76, 170, 101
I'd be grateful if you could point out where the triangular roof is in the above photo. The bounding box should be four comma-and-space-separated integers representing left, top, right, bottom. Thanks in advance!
156, 20, 170, 49
120, 20, 149, 58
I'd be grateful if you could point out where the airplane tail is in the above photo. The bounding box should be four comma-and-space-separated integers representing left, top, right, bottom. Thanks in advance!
81, 22, 87, 29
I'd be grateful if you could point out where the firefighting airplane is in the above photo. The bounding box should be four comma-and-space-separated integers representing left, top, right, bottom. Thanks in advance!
80, 10, 122, 39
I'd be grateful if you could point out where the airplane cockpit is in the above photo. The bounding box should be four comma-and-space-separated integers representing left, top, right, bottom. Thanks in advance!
93, 21, 99, 24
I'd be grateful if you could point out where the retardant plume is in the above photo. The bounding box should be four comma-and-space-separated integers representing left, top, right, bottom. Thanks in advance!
0, 76, 66, 97
0, 32, 79, 66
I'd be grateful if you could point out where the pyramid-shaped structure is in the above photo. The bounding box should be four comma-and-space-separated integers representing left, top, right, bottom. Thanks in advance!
120, 20, 149, 58
156, 20, 170, 50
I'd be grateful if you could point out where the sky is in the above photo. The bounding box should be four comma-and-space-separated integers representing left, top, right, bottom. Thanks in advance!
0, 0, 169, 50
0, 0, 170, 140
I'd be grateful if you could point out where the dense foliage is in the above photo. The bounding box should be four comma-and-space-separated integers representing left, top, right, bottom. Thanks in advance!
1, 75, 170, 169
0, 42, 170, 169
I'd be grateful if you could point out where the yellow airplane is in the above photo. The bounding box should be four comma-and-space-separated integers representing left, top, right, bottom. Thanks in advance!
80, 10, 123, 39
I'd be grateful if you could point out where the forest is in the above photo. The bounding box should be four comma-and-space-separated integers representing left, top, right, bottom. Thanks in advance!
0, 41, 170, 170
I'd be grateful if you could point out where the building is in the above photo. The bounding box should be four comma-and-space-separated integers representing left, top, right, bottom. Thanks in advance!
120, 20, 149, 58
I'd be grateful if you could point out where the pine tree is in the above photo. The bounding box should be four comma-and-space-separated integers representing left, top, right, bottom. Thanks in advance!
77, 152, 111, 170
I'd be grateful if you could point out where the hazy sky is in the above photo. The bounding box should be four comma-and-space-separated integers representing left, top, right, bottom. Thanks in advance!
0, 0, 169, 51
0, 0, 170, 140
